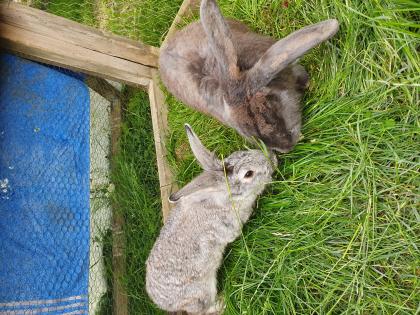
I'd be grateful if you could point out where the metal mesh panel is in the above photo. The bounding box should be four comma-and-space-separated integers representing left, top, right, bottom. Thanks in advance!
89, 87, 113, 315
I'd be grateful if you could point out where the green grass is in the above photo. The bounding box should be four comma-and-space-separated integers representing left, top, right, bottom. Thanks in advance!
34, 0, 419, 314
95, 0, 183, 46
164, 0, 420, 314
111, 90, 164, 315
31, 0, 96, 26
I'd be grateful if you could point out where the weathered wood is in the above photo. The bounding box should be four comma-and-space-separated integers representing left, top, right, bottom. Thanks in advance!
0, 3, 152, 87
0, 22, 151, 87
148, 0, 200, 224
150, 0, 200, 225
85, 76, 122, 102
161, 0, 200, 49
0, 2, 159, 67
148, 69, 176, 222
110, 94, 128, 315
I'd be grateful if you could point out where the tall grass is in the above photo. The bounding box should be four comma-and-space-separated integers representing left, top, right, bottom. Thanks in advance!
95, 0, 183, 45
165, 0, 419, 314
111, 90, 164, 315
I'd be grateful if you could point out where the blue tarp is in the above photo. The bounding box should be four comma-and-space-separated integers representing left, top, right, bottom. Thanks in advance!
0, 53, 90, 314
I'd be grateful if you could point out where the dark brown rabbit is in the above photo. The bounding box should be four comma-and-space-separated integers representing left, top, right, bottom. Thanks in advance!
160, 0, 339, 152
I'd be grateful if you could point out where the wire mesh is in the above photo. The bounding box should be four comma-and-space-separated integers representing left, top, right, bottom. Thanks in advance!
17, 0, 182, 47
89, 85, 113, 315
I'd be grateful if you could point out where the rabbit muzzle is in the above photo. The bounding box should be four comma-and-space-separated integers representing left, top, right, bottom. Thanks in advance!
226, 93, 296, 152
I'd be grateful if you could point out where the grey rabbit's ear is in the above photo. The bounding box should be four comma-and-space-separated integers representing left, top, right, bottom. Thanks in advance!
185, 124, 222, 171
200, 0, 239, 79
247, 19, 339, 92
169, 173, 219, 203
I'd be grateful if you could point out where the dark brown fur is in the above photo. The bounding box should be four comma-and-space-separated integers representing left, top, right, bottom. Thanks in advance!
160, 0, 338, 152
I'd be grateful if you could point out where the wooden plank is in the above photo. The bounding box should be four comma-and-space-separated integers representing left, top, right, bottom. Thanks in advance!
149, 0, 200, 223
85, 76, 122, 103
110, 94, 128, 315
151, 3, 197, 311
151, 0, 199, 223
0, 22, 151, 87
148, 69, 176, 222
0, 2, 159, 68
161, 0, 200, 49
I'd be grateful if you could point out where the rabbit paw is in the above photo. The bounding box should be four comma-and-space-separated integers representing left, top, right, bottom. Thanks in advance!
206, 297, 226, 315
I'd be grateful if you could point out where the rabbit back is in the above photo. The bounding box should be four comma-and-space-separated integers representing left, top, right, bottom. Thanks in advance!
146, 196, 241, 313
159, 20, 282, 113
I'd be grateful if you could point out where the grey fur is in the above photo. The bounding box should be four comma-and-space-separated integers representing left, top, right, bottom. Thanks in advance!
146, 124, 277, 314
160, 0, 339, 152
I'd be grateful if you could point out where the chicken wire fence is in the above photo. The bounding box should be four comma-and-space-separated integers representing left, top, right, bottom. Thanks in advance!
18, 0, 183, 47
89, 79, 115, 315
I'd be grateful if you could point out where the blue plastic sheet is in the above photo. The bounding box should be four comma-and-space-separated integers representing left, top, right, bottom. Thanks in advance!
0, 53, 90, 314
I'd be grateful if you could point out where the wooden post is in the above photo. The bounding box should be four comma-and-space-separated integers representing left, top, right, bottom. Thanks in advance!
109, 92, 128, 315
148, 0, 200, 224
85, 76, 122, 102
148, 70, 175, 221
84, 77, 128, 315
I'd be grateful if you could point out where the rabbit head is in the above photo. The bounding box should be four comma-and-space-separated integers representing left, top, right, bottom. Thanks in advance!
169, 124, 277, 206
159, 0, 339, 153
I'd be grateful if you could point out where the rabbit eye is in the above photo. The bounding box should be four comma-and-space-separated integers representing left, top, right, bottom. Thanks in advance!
244, 170, 254, 178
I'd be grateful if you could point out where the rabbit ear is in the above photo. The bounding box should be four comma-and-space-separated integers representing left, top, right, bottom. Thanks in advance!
185, 124, 222, 171
169, 173, 220, 203
247, 19, 339, 91
200, 0, 239, 78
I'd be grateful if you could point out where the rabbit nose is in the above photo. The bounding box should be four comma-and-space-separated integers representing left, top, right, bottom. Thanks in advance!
272, 142, 294, 153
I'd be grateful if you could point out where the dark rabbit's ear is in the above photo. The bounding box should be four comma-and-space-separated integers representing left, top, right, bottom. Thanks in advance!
185, 124, 222, 171
247, 19, 339, 91
200, 0, 239, 79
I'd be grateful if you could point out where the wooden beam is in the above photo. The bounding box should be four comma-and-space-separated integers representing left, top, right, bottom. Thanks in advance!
151, 0, 199, 223
0, 2, 159, 67
148, 70, 176, 222
0, 2, 155, 87
109, 93, 128, 315
148, 0, 199, 224
85, 76, 122, 103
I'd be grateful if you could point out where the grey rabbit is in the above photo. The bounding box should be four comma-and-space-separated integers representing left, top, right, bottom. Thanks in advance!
146, 124, 277, 314
160, 0, 339, 152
